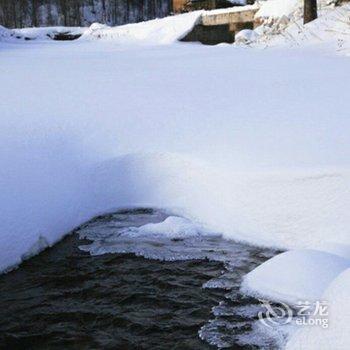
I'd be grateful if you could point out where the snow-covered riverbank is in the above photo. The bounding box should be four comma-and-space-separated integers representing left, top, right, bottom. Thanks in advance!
1, 3, 350, 348
2, 40, 349, 266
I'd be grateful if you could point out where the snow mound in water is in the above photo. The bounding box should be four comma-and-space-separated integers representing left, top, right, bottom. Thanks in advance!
286, 268, 350, 350
241, 249, 350, 304
77, 209, 270, 263
80, 11, 202, 44
130, 216, 206, 238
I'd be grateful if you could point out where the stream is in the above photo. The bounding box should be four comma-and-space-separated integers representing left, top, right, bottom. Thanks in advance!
0, 208, 282, 349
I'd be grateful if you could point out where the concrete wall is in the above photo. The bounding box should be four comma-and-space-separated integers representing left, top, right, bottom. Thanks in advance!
201, 9, 258, 26
180, 7, 258, 45
181, 23, 235, 45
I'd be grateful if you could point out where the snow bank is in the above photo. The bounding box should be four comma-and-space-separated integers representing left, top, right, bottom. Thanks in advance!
286, 268, 350, 350
0, 131, 93, 272
1, 36, 350, 273
80, 12, 202, 44
241, 250, 350, 304
90, 153, 350, 251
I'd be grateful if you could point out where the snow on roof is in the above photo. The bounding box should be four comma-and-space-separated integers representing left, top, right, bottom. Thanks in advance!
204, 3, 259, 15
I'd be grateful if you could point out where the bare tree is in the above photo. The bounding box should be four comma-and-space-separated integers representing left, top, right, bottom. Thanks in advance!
304, 0, 317, 24
0, 0, 172, 28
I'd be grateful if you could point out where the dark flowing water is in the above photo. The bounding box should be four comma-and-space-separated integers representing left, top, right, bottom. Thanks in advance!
0, 209, 280, 349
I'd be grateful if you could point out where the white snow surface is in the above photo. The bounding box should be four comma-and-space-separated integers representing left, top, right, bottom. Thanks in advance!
1, 25, 350, 273
241, 249, 350, 304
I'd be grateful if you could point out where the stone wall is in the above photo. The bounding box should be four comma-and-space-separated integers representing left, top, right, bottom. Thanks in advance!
181, 7, 257, 45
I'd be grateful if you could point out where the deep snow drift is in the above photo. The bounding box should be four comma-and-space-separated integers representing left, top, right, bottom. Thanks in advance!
1, 33, 350, 271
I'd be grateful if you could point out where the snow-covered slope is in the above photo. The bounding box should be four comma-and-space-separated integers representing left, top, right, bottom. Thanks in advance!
245, 1, 350, 55
80, 12, 202, 44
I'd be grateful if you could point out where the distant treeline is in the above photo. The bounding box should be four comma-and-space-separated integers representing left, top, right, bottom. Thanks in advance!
0, 0, 172, 28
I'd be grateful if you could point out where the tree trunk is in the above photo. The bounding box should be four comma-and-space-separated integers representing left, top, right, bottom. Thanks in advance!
304, 0, 317, 24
